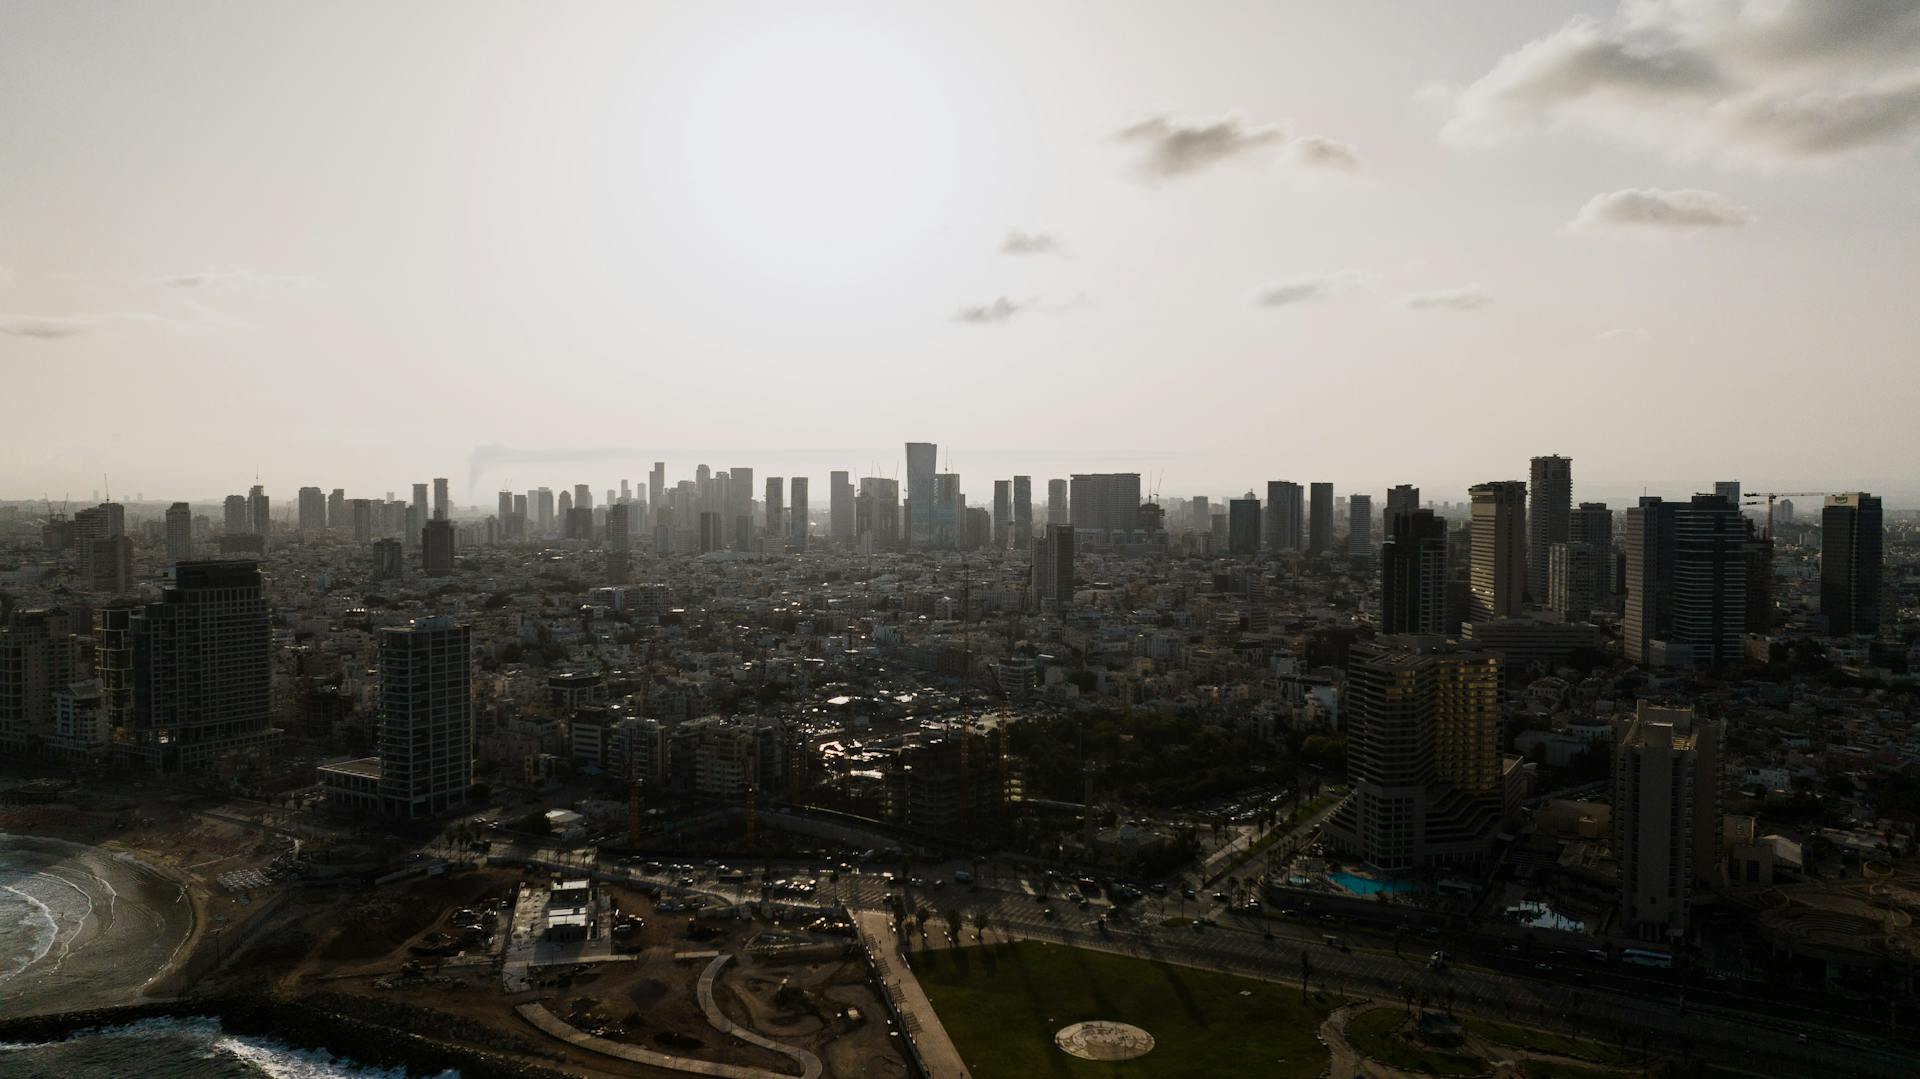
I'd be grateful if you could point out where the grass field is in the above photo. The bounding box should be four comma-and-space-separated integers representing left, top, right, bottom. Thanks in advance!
1344, 1007, 1487, 1076
909, 940, 1337, 1077
1461, 1017, 1643, 1066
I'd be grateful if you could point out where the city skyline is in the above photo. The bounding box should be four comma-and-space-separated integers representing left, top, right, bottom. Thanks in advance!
4, 1, 1919, 503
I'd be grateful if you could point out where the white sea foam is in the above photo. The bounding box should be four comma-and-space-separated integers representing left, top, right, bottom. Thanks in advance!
0, 882, 60, 983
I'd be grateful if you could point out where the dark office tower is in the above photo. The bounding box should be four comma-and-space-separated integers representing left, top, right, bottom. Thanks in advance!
1623, 497, 1677, 664
729, 467, 754, 545
1546, 542, 1596, 622
1380, 510, 1449, 635
84, 534, 133, 593
1228, 498, 1262, 556
128, 561, 271, 770
348, 498, 372, 543
1468, 481, 1527, 623
1012, 476, 1033, 542
1384, 484, 1420, 536
1068, 473, 1143, 535
992, 480, 1013, 548
1527, 455, 1572, 603
327, 488, 346, 531
557, 490, 572, 524
411, 483, 429, 526
1822, 492, 1884, 637
1308, 482, 1334, 556
1265, 481, 1304, 552
0, 608, 76, 752
905, 441, 938, 546
376, 617, 471, 820
246, 485, 270, 538
422, 519, 455, 576
620, 478, 630, 504
368, 538, 403, 581
932, 473, 964, 546
1569, 502, 1613, 606
572, 483, 591, 513
1776, 498, 1796, 525
223, 495, 248, 536
1046, 479, 1069, 526
789, 477, 809, 549
165, 502, 193, 562
829, 471, 854, 544
512, 493, 528, 532
698, 511, 724, 553
431, 478, 450, 520
564, 506, 594, 542
764, 477, 784, 543
1714, 481, 1741, 506
606, 503, 631, 554
1032, 524, 1075, 610
648, 462, 665, 522
1666, 494, 1748, 668
1348, 494, 1374, 559
297, 487, 326, 532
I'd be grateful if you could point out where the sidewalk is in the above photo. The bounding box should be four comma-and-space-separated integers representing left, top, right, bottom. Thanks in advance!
852, 910, 972, 1079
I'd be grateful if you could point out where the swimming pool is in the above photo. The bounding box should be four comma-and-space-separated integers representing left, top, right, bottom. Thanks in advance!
1328, 872, 1413, 896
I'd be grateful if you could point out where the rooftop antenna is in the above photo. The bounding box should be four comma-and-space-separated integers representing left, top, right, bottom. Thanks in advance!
103, 474, 110, 504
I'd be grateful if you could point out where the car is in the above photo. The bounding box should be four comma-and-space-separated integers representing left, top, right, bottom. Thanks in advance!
1212, 892, 1229, 903
1182, 887, 1197, 900
1065, 891, 1082, 903
953, 870, 973, 884
1042, 907, 1057, 920
1149, 883, 1167, 896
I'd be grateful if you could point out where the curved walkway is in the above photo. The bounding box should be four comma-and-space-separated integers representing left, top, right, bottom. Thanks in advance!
517, 995, 807, 1079
699, 953, 824, 1079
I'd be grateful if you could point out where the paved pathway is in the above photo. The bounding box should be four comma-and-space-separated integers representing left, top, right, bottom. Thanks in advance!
853, 910, 972, 1079
698, 953, 823, 1079
518, 1000, 802, 1079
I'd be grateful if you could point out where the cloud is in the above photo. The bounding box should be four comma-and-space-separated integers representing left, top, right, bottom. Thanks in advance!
953, 297, 1027, 325
1405, 285, 1493, 311
999, 230, 1061, 256
1252, 271, 1374, 308
0, 314, 89, 339
1115, 114, 1286, 177
1437, 1, 1920, 163
1570, 187, 1753, 230
1286, 135, 1364, 171
160, 268, 320, 291
0, 304, 244, 340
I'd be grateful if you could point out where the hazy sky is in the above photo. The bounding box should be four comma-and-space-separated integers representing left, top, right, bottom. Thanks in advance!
4, 1, 1918, 508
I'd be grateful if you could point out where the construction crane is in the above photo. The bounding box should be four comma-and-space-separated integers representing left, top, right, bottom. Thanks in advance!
1741, 492, 1826, 540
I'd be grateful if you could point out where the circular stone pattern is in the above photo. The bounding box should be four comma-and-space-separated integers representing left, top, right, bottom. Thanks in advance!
1054, 1020, 1156, 1061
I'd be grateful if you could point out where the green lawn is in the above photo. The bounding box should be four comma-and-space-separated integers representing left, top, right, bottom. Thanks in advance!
909, 940, 1336, 1077
1520, 1061, 1623, 1079
1461, 1017, 1643, 1066
1344, 1007, 1487, 1076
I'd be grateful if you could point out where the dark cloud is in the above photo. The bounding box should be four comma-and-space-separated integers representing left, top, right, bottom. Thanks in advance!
1115, 114, 1286, 177
1286, 136, 1363, 171
1000, 230, 1061, 256
1405, 285, 1493, 311
1252, 271, 1372, 308
953, 297, 1026, 325
1571, 187, 1753, 230
0, 314, 87, 338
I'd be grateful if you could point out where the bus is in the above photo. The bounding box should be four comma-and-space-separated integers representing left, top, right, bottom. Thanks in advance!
1620, 947, 1673, 969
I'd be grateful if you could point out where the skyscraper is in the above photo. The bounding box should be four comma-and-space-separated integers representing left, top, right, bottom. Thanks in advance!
1623, 498, 1677, 665
1613, 703, 1721, 942
858, 476, 901, 550
1384, 484, 1420, 535
905, 441, 938, 547
1569, 502, 1613, 607
573, 483, 592, 512
1348, 494, 1373, 559
1228, 497, 1261, 556
327, 488, 346, 531
297, 486, 326, 532
729, 467, 754, 546
536, 487, 555, 535
433, 478, 450, 520
351, 498, 374, 543
1046, 478, 1068, 526
422, 518, 454, 576
789, 477, 808, 549
1714, 480, 1741, 506
1468, 481, 1527, 623
1068, 473, 1142, 535
0, 608, 76, 753
1266, 480, 1303, 552
128, 561, 272, 769
412, 483, 429, 526
376, 617, 472, 820
1667, 494, 1747, 667
223, 494, 249, 536
829, 471, 853, 544
764, 477, 784, 544
247, 484, 270, 537
649, 462, 665, 526
1032, 524, 1074, 610
1324, 638, 1503, 869
1821, 492, 1884, 637
1308, 482, 1333, 556
992, 480, 1012, 548
606, 502, 630, 553
1012, 475, 1033, 543
1380, 510, 1449, 635
165, 502, 193, 562
1527, 455, 1571, 603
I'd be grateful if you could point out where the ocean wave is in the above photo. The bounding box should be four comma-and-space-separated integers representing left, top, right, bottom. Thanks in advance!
0, 882, 61, 984
0, 1016, 461, 1078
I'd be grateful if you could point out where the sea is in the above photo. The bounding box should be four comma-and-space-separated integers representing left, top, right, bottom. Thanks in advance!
0, 832, 453, 1077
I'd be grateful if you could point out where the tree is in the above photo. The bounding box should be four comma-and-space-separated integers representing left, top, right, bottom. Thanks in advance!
1299, 949, 1313, 999
945, 908, 962, 942
914, 904, 931, 939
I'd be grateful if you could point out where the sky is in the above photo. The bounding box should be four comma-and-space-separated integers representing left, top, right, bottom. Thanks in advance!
3, 1, 1918, 510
